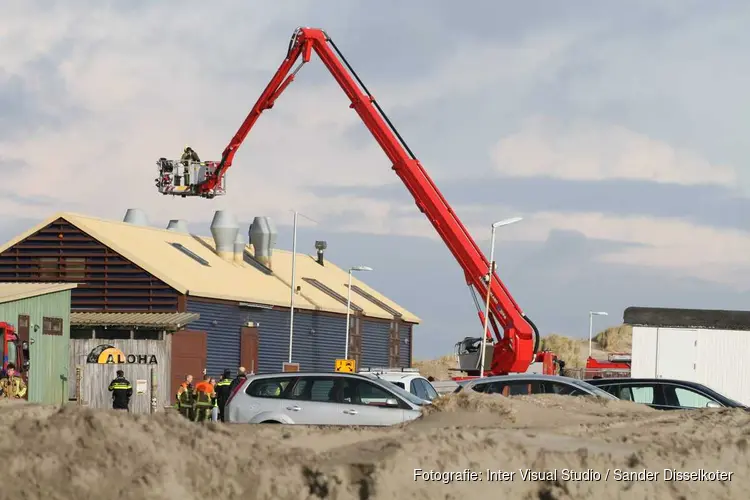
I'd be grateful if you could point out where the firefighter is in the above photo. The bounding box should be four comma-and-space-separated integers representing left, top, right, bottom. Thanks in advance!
0, 363, 27, 400
193, 373, 215, 423
214, 369, 233, 422
175, 374, 195, 420
107, 369, 133, 411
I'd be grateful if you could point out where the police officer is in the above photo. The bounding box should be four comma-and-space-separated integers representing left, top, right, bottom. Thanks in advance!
107, 369, 132, 411
228, 366, 247, 394
214, 369, 233, 422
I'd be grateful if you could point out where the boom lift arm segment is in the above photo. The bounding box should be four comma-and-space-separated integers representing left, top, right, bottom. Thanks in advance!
197, 27, 540, 374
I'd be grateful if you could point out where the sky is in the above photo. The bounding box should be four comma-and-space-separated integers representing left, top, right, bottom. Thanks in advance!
1, 1, 748, 359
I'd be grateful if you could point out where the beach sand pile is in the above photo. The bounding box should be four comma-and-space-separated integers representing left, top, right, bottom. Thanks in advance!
0, 393, 747, 499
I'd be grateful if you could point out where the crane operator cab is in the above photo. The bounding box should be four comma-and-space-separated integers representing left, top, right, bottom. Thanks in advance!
155, 146, 226, 198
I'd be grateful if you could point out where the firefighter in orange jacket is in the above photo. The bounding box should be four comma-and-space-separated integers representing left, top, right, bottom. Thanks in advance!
193, 374, 215, 423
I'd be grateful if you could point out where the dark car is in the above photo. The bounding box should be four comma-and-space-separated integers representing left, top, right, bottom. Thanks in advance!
454, 374, 618, 400
585, 378, 748, 410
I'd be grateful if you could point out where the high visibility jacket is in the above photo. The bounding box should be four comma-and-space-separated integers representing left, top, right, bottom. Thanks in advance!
0, 375, 27, 399
194, 381, 214, 407
176, 382, 195, 407
108, 377, 132, 409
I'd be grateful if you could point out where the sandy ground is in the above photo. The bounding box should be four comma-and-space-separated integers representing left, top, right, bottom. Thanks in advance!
1, 392, 747, 500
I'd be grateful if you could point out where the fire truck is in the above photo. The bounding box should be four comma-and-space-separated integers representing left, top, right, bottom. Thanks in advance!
1, 322, 29, 384
156, 26, 561, 377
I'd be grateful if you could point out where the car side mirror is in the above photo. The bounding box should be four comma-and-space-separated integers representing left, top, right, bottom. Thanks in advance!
385, 398, 399, 408
706, 401, 721, 408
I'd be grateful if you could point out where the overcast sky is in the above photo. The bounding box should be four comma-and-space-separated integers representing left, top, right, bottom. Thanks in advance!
2, 1, 748, 359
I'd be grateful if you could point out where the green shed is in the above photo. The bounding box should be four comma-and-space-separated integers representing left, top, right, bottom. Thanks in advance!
0, 282, 77, 404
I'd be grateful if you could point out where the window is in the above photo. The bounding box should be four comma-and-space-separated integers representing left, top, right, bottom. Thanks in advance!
348, 284, 402, 318
38, 257, 59, 278
620, 386, 655, 404
508, 383, 532, 396
411, 379, 428, 400
71, 328, 94, 339
390, 381, 405, 390
354, 380, 396, 406
673, 387, 716, 408
42, 317, 63, 336
94, 329, 131, 340
421, 380, 439, 401
64, 257, 85, 279
169, 242, 210, 266
289, 377, 337, 402
470, 383, 489, 393
301, 278, 362, 312
246, 377, 295, 398
546, 382, 578, 395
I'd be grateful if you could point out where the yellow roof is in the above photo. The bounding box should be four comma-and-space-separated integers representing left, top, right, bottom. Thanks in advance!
0, 213, 420, 323
0, 282, 78, 304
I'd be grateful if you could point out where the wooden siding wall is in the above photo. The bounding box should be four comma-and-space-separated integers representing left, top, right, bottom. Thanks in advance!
0, 218, 179, 311
69, 338, 171, 414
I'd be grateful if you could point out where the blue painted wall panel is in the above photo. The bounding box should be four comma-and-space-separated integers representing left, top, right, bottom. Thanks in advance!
361, 320, 390, 368
186, 298, 412, 375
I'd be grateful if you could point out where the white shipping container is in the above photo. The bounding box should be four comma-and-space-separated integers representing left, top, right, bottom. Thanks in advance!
632, 326, 750, 405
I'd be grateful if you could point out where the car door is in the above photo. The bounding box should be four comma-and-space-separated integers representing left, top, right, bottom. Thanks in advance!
343, 379, 407, 426
235, 376, 294, 423
280, 376, 352, 425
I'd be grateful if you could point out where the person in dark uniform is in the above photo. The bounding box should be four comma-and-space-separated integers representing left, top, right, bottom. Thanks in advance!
108, 369, 132, 411
228, 366, 247, 395
214, 369, 233, 422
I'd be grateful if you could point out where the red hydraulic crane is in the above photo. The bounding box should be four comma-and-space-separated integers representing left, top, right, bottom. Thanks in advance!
157, 27, 556, 375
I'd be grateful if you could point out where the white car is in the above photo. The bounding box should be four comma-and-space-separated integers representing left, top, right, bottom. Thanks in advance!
359, 367, 440, 401
225, 371, 429, 426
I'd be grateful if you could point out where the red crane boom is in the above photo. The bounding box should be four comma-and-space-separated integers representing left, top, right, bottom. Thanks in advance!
185, 27, 542, 374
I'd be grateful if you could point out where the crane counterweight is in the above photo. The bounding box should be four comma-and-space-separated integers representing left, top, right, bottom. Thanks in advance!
157, 26, 557, 376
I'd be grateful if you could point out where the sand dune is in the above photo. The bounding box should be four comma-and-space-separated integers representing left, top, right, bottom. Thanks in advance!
1, 391, 747, 499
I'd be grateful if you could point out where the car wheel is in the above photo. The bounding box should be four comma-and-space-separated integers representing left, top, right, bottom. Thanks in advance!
260, 420, 281, 424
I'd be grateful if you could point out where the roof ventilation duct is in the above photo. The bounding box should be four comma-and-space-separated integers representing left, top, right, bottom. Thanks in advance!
233, 231, 246, 264
249, 216, 277, 269
210, 210, 239, 262
123, 208, 149, 226
166, 219, 190, 233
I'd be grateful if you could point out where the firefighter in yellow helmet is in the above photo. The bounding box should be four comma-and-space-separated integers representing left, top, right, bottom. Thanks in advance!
0, 363, 27, 400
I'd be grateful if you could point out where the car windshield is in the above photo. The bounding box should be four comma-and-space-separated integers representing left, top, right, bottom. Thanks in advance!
369, 377, 429, 407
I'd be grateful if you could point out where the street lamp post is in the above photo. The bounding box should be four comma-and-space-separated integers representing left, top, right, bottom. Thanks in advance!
479, 217, 523, 378
345, 265, 373, 360
588, 311, 609, 358
288, 210, 317, 364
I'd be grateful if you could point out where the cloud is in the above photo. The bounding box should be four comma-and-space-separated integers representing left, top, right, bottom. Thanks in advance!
490, 116, 739, 187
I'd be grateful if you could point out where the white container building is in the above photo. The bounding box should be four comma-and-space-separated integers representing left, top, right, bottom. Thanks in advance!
627, 306, 750, 405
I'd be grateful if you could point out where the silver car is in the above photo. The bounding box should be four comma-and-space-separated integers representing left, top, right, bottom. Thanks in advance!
455, 373, 618, 399
225, 371, 429, 426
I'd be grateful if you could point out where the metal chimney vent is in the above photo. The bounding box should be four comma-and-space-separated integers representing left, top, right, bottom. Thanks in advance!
166, 219, 189, 233
210, 210, 239, 262
233, 231, 245, 264
249, 216, 278, 269
123, 208, 149, 226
